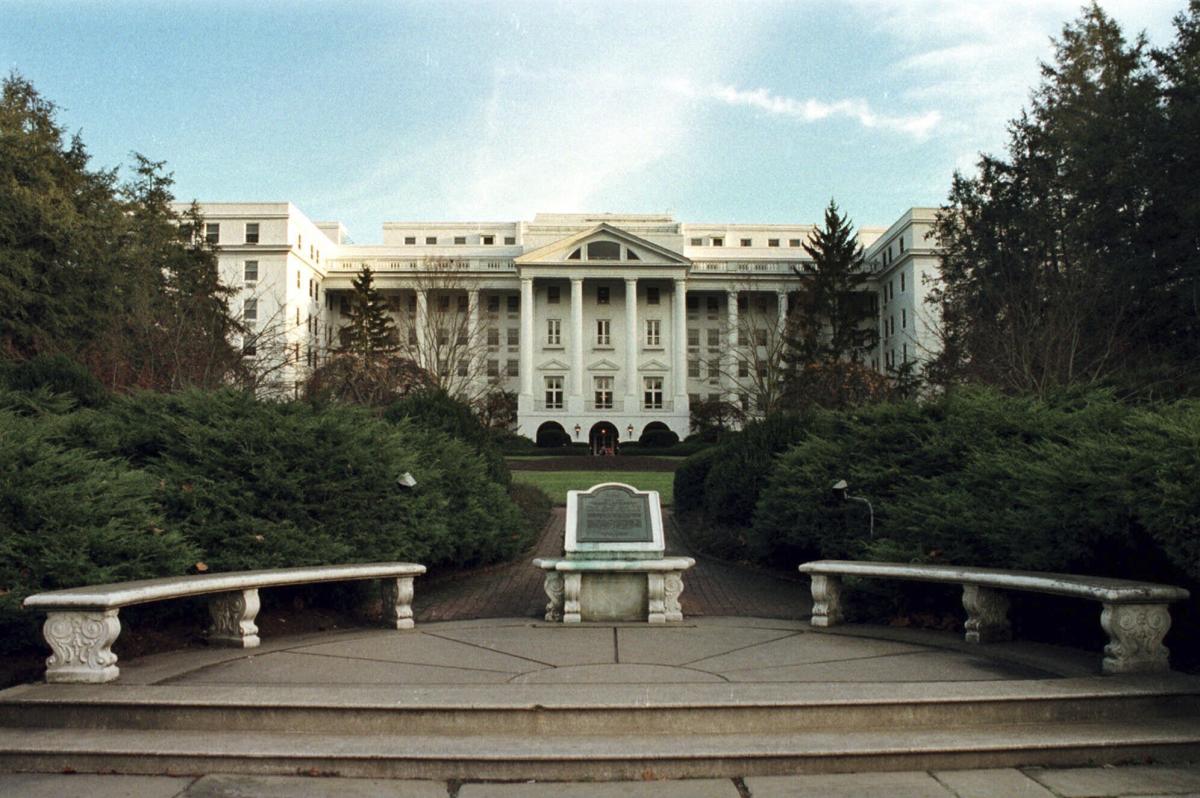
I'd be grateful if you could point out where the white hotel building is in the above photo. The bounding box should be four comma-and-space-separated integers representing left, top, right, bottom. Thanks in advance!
190, 204, 940, 446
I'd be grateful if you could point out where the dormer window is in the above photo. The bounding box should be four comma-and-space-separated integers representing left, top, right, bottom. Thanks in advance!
587, 241, 620, 260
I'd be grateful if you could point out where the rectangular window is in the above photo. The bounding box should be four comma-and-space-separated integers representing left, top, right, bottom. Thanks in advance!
454, 236, 466, 245
738, 361, 749, 378
409, 328, 417, 345
482, 235, 494, 245
458, 294, 468, 311
205, 223, 220, 244
507, 358, 519, 377
706, 296, 719, 316
596, 319, 611, 347
487, 360, 499, 377
457, 326, 468, 345
404, 236, 416, 245
688, 360, 700, 378
242, 298, 258, 323
737, 295, 747, 312
245, 223, 259, 244
902, 309, 907, 328
339, 296, 351, 315
504, 236, 516, 245
594, 376, 613, 409
547, 318, 561, 346
425, 236, 437, 245
900, 272, 906, 292
686, 296, 698, 312
755, 328, 768, 347
507, 295, 519, 313
707, 361, 720, 382
309, 278, 314, 297
408, 294, 417, 312
545, 376, 564, 409
488, 295, 500, 313
437, 327, 449, 346
244, 260, 258, 282
435, 295, 447, 312
902, 343, 908, 362
296, 271, 300, 288
597, 286, 610, 305
788, 238, 801, 247
899, 237, 905, 252
487, 328, 499, 347
457, 360, 468, 377
387, 297, 403, 315
689, 237, 702, 246
740, 238, 752, 247
712, 237, 724, 247
644, 377, 663, 410
646, 286, 660, 305
645, 319, 661, 347
689, 393, 700, 406
547, 285, 560, 304
768, 238, 780, 247
687, 328, 699, 348
707, 328, 720, 348
507, 327, 519, 347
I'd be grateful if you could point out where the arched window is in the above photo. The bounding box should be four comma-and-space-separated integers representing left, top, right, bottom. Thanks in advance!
587, 241, 620, 260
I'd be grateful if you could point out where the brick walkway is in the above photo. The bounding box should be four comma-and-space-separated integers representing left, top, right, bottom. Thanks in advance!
414, 508, 810, 622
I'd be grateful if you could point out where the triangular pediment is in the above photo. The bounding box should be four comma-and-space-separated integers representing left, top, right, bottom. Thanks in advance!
515, 223, 691, 267
538, 358, 570, 371
639, 359, 670, 372
588, 358, 621, 371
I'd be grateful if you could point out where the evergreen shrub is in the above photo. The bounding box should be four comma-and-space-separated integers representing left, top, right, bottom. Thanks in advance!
700, 413, 814, 527
383, 389, 510, 486
638, 427, 680, 447
0, 410, 197, 652
673, 447, 718, 515
0, 354, 110, 408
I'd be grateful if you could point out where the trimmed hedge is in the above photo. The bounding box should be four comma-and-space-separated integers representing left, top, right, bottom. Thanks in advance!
383, 389, 510, 487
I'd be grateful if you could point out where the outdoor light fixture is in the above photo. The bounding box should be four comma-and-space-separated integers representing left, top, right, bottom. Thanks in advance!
574, 424, 581, 438
627, 424, 635, 438
397, 472, 417, 489
832, 478, 874, 538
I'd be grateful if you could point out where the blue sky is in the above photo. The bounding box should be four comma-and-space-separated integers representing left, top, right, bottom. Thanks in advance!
1, 0, 1185, 242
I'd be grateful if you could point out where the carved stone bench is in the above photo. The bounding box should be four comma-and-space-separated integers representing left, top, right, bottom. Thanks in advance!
533, 557, 696, 623
23, 562, 426, 684
798, 560, 1189, 674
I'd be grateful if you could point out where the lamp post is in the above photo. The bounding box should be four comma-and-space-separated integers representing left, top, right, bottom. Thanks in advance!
832, 479, 874, 538
574, 423, 581, 439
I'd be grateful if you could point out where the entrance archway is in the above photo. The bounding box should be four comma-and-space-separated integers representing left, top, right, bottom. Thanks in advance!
588, 421, 619, 455
535, 421, 570, 448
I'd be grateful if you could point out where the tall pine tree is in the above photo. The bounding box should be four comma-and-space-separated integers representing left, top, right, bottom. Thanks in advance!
338, 266, 398, 358
782, 200, 883, 408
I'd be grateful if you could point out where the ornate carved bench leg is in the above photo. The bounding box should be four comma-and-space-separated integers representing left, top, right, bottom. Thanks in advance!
563, 573, 582, 624
207, 589, 261, 647
1101, 603, 1172, 674
647, 573, 667, 623
43, 610, 122, 683
664, 572, 685, 623
962, 585, 1012, 643
382, 576, 416, 630
810, 574, 844, 627
543, 572, 564, 622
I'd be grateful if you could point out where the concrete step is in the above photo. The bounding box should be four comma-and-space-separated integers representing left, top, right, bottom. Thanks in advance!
1, 720, 1199, 780
3, 679, 1197, 737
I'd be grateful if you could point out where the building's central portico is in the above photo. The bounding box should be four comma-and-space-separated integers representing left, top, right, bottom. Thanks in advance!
514, 223, 691, 446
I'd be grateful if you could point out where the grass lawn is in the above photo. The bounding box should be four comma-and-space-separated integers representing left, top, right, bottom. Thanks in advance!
511, 471, 675, 505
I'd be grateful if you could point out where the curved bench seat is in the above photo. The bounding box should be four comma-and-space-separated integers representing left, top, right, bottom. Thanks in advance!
798, 559, 1190, 675
23, 562, 426, 684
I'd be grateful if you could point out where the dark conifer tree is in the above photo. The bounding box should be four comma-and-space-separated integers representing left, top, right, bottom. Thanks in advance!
338, 266, 398, 358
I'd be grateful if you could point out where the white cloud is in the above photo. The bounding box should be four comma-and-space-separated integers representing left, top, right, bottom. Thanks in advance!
706, 83, 942, 140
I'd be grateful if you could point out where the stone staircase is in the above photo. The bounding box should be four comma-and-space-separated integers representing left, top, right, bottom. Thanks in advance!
2, 677, 1199, 780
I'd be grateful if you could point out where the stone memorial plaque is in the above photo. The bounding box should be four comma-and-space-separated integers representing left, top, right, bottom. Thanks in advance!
576, 485, 653, 544
565, 482, 664, 558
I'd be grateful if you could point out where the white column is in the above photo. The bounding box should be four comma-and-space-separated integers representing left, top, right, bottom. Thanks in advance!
570, 277, 584, 403
673, 278, 688, 406
468, 289, 480, 387
520, 278, 534, 398
776, 290, 789, 341
415, 289, 428, 369
726, 289, 739, 400
624, 277, 638, 411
